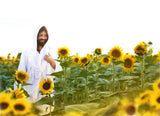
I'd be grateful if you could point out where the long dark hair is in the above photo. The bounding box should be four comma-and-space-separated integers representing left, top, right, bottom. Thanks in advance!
37, 26, 49, 40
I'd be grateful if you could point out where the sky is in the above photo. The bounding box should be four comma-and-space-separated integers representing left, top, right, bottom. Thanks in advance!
0, 0, 160, 58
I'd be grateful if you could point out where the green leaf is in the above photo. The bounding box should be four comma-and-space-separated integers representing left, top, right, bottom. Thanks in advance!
145, 55, 156, 64
49, 71, 64, 78
101, 54, 110, 57
118, 76, 139, 81
97, 78, 110, 86
35, 96, 54, 106
53, 77, 61, 83
21, 88, 30, 97
7, 78, 15, 81
22, 82, 32, 86
78, 69, 88, 77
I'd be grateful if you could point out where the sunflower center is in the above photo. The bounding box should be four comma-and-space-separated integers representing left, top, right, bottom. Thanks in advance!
14, 104, 25, 111
103, 57, 109, 63
156, 97, 160, 103
124, 59, 132, 68
97, 49, 101, 53
0, 102, 9, 110
126, 105, 136, 115
18, 73, 25, 80
60, 49, 67, 56
112, 50, 121, 58
96, 49, 102, 54
43, 82, 51, 90
74, 58, 79, 63
81, 58, 88, 64
137, 46, 145, 53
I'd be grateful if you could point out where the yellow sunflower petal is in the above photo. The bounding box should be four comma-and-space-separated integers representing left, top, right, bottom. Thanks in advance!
11, 98, 31, 115
39, 78, 54, 95
150, 91, 160, 109
64, 111, 83, 116
57, 46, 70, 58
152, 79, 160, 92
118, 98, 136, 116
0, 56, 5, 61
100, 56, 111, 65
80, 56, 89, 66
95, 48, 102, 55
15, 70, 30, 84
108, 46, 123, 61
72, 55, 80, 65
135, 90, 152, 105
122, 53, 135, 72
134, 42, 147, 55
0, 92, 12, 115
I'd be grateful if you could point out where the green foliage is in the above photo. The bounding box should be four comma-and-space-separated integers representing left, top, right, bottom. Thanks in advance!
0, 75, 14, 91
36, 96, 54, 106
1, 42, 160, 115
0, 53, 20, 91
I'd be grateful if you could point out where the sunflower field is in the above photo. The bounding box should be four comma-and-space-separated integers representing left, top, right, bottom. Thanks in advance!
0, 41, 160, 116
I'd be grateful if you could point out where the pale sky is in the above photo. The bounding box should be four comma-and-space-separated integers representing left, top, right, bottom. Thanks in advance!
0, 0, 160, 58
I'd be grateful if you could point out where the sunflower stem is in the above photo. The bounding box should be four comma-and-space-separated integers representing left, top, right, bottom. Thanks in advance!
141, 55, 145, 89
95, 74, 98, 97
95, 55, 99, 97
63, 66, 67, 106
85, 66, 89, 102
49, 94, 51, 116
112, 63, 116, 92
16, 83, 19, 88
75, 66, 79, 104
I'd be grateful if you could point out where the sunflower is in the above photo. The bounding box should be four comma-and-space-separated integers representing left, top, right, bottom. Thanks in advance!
95, 48, 102, 55
118, 98, 137, 116
150, 91, 160, 109
80, 56, 89, 66
15, 70, 30, 84
11, 98, 31, 115
108, 46, 123, 61
7, 53, 11, 60
15, 58, 20, 62
134, 42, 147, 55
135, 90, 152, 105
12, 56, 16, 62
64, 111, 83, 116
86, 54, 94, 60
0, 56, 5, 61
39, 78, 54, 95
100, 56, 111, 65
57, 46, 70, 58
152, 52, 160, 64
72, 55, 80, 65
122, 53, 135, 72
152, 79, 160, 92
9, 88, 26, 99
0, 92, 12, 115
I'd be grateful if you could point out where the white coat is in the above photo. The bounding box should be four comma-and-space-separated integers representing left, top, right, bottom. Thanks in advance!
17, 25, 61, 102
